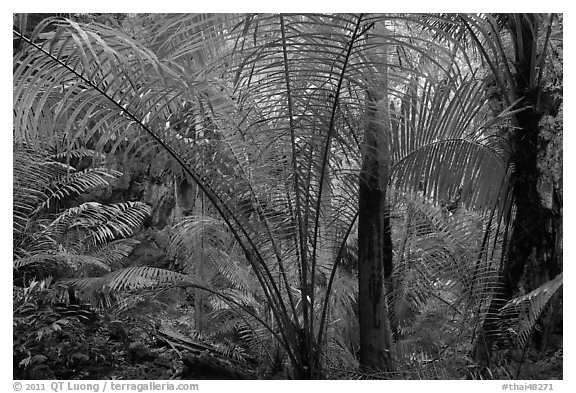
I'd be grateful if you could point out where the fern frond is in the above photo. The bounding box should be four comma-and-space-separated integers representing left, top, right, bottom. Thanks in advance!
13, 147, 54, 235
498, 273, 563, 347
60, 266, 195, 308
49, 147, 106, 163
169, 215, 255, 294
44, 201, 150, 248
87, 238, 140, 268
36, 167, 120, 212
13, 145, 120, 249
68, 266, 193, 292
13, 252, 111, 273
386, 192, 502, 344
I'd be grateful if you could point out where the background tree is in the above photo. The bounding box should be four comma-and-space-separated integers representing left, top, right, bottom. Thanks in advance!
449, 14, 563, 364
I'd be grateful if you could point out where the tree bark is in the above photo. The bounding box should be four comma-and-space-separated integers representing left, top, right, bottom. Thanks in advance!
358, 85, 395, 372
473, 14, 554, 364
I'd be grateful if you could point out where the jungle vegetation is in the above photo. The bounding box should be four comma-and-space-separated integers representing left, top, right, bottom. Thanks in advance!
12, 13, 563, 380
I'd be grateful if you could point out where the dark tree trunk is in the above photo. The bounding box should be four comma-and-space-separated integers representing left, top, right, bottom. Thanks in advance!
358, 87, 395, 372
474, 15, 555, 364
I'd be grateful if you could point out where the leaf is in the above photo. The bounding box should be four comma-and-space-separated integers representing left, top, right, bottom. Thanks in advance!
498, 273, 563, 347
60, 267, 196, 308
19, 357, 32, 368
14, 252, 111, 272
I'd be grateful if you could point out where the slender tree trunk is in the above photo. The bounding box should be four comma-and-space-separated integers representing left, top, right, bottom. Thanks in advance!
358, 84, 395, 372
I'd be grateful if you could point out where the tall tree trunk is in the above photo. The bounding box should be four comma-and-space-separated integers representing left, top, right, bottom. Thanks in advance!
474, 14, 550, 364
358, 83, 395, 372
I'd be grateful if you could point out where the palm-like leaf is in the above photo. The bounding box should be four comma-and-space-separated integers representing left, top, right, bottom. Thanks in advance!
87, 238, 141, 268
13, 148, 55, 236
42, 201, 150, 250
497, 273, 563, 348
14, 163, 150, 278
13, 146, 119, 242
13, 143, 129, 283
169, 215, 257, 295
14, 252, 111, 272
38, 167, 118, 211
60, 266, 194, 308
385, 193, 504, 353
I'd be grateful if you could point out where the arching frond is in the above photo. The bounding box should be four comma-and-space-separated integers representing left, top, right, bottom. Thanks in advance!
497, 273, 563, 347
60, 266, 195, 308
385, 192, 503, 351
169, 215, 259, 294
13, 148, 54, 235
13, 145, 120, 246
384, 76, 514, 212
13, 252, 111, 272
38, 167, 119, 212
87, 238, 141, 268
44, 201, 150, 249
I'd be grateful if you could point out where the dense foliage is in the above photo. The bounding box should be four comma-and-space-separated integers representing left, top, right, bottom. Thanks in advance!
13, 13, 562, 380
